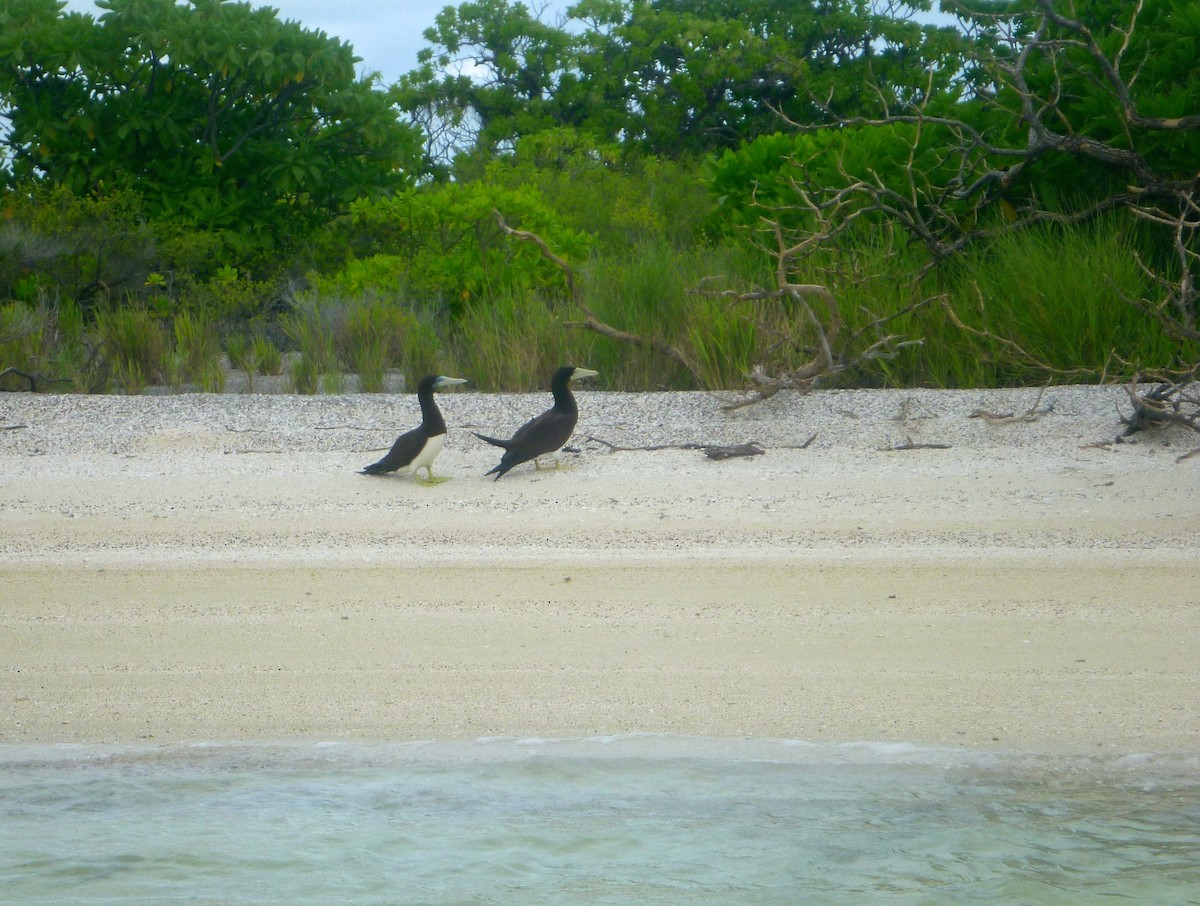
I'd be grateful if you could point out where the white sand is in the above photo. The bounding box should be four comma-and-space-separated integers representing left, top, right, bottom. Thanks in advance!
1, 385, 1197, 752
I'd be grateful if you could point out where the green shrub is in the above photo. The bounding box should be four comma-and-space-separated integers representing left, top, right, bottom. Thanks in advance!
172, 311, 222, 383
290, 353, 320, 394
0, 302, 53, 385
94, 305, 167, 392
251, 333, 283, 376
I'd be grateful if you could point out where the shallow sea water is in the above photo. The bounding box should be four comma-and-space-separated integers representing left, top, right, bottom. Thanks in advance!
1, 736, 1197, 905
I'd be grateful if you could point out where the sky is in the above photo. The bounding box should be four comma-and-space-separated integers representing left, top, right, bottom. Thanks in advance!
60, 1, 574, 86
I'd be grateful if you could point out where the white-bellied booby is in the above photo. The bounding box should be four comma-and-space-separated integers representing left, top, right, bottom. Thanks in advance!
360, 374, 468, 484
473, 365, 598, 479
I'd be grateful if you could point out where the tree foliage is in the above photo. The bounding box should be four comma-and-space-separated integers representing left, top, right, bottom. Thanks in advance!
394, 0, 971, 159
324, 180, 592, 308
3, 0, 1197, 393
701, 0, 1200, 396
0, 0, 423, 245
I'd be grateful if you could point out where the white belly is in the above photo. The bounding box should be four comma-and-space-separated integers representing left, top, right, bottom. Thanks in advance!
411, 433, 445, 473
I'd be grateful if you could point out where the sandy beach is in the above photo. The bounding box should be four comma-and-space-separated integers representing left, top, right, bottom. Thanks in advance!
1, 385, 1197, 753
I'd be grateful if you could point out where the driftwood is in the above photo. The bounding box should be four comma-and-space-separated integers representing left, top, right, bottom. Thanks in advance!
1119, 379, 1200, 463
968, 384, 1056, 424
1119, 379, 1200, 436
583, 433, 818, 459
879, 439, 952, 452
1081, 378, 1200, 461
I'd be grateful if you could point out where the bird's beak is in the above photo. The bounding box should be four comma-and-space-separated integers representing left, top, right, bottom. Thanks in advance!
438, 376, 469, 387
571, 368, 599, 381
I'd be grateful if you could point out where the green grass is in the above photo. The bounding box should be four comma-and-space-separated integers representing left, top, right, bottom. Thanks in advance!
94, 305, 167, 393
172, 311, 223, 387
896, 219, 1190, 387
2, 215, 1195, 394
251, 333, 283, 376
452, 291, 580, 390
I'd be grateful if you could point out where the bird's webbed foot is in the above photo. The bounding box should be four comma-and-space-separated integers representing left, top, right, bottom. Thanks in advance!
415, 472, 453, 486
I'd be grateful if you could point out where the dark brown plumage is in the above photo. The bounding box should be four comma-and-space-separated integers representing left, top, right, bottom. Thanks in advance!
473, 365, 598, 479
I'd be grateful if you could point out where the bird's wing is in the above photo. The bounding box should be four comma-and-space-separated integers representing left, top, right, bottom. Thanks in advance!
361, 427, 425, 474
507, 409, 575, 459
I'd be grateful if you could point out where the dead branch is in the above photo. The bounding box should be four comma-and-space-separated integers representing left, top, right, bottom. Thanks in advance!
879, 439, 952, 451
582, 433, 818, 458
717, 199, 929, 409
564, 310, 705, 383
1125, 198, 1200, 342
1118, 377, 1200, 437
494, 209, 707, 383
0, 366, 75, 392
782, 1, 1199, 356
493, 209, 577, 302
968, 384, 1056, 423
942, 292, 1101, 379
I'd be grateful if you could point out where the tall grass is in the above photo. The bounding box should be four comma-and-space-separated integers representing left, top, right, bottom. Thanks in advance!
3, 214, 1194, 395
452, 291, 579, 390
911, 219, 1185, 386
285, 292, 447, 390
574, 240, 769, 389
171, 311, 224, 390
252, 333, 283, 376
331, 295, 412, 392
94, 305, 167, 393
224, 332, 254, 391
0, 302, 53, 385
282, 299, 336, 394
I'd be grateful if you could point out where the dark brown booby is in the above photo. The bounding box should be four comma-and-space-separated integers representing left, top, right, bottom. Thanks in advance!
472, 365, 598, 479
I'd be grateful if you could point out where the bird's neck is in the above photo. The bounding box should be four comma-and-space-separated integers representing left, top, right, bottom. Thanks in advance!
418, 387, 447, 434
551, 384, 577, 415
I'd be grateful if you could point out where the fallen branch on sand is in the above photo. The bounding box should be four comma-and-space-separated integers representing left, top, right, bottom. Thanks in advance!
1119, 379, 1199, 437
1118, 378, 1200, 462
879, 439, 952, 451
582, 433, 818, 459
968, 385, 1056, 424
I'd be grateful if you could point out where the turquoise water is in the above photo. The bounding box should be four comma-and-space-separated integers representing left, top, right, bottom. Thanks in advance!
1, 737, 1197, 904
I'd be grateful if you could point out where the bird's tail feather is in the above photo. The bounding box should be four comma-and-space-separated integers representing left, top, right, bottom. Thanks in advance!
472, 431, 509, 449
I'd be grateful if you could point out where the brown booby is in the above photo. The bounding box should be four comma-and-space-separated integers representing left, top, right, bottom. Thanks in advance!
472, 365, 598, 479
360, 374, 468, 484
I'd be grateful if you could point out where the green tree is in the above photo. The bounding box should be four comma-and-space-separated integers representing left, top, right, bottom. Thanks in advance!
326, 180, 592, 307
393, 0, 578, 163
394, 0, 970, 160
0, 0, 423, 248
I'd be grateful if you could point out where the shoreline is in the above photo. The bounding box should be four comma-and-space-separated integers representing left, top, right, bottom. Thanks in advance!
2, 386, 1198, 753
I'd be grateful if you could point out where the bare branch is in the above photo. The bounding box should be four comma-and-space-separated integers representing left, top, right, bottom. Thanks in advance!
941, 291, 1107, 379
1118, 377, 1200, 438
493, 209, 577, 302
0, 366, 74, 392
494, 209, 706, 382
